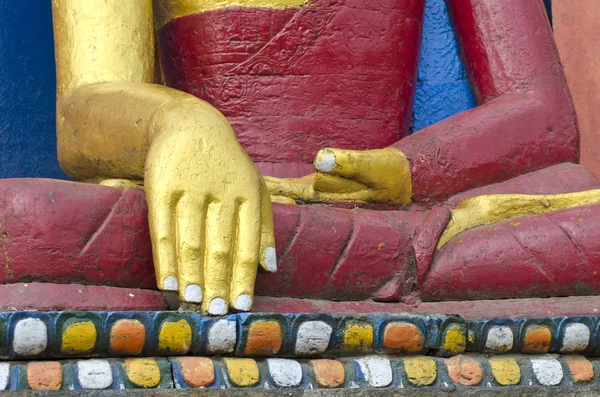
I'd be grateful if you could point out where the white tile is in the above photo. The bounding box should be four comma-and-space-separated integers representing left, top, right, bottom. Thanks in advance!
295, 321, 332, 355
485, 326, 514, 352
13, 318, 47, 356
267, 359, 303, 388
0, 363, 10, 390
531, 358, 563, 386
561, 323, 590, 353
77, 360, 113, 389
356, 356, 393, 388
207, 320, 236, 354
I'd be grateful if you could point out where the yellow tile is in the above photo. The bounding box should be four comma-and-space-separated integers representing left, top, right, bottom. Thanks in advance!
224, 358, 260, 387
343, 323, 373, 352
124, 358, 161, 388
61, 321, 97, 355
404, 357, 437, 386
489, 357, 521, 386
442, 324, 466, 355
158, 319, 192, 354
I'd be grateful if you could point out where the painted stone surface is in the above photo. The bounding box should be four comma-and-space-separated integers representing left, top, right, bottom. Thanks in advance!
1, 354, 599, 390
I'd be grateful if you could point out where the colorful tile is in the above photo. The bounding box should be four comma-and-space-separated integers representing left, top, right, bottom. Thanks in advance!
295, 320, 332, 355
446, 355, 483, 386
403, 357, 437, 387
13, 318, 47, 356
158, 319, 192, 355
109, 319, 146, 356
343, 322, 373, 353
223, 358, 260, 387
564, 356, 594, 383
522, 325, 552, 354
267, 359, 303, 388
27, 362, 62, 391
245, 321, 283, 356
77, 359, 113, 389
175, 357, 215, 388
383, 322, 425, 354
61, 321, 97, 355
531, 358, 563, 386
355, 356, 392, 388
489, 357, 521, 386
311, 359, 345, 388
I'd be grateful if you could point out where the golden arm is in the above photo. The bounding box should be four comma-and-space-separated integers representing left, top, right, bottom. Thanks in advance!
52, 0, 276, 315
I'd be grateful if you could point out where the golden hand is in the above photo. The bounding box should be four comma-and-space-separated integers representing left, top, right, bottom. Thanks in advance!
265, 147, 412, 205
145, 101, 276, 315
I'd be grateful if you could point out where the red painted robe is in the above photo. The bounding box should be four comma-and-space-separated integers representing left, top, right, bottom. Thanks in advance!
1, 0, 598, 307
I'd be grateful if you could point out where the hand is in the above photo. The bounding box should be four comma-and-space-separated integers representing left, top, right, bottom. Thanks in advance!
265, 147, 412, 205
144, 102, 276, 315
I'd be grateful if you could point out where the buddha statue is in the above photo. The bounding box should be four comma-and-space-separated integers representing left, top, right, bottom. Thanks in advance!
2, 0, 600, 315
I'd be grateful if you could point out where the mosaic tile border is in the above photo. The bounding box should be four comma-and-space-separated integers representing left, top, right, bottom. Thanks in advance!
4, 312, 600, 360
0, 312, 465, 359
2, 354, 600, 391
467, 317, 600, 355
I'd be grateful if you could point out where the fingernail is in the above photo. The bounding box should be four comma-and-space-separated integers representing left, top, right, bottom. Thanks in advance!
163, 276, 178, 291
264, 247, 277, 272
315, 149, 336, 172
208, 298, 227, 316
234, 294, 253, 311
184, 284, 202, 303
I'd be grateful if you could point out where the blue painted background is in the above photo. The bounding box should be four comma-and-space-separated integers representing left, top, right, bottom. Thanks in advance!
0, 0, 67, 179
2, 0, 553, 177
413, 0, 476, 132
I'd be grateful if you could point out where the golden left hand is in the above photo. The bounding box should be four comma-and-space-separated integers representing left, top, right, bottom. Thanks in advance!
265, 147, 412, 205
145, 101, 276, 315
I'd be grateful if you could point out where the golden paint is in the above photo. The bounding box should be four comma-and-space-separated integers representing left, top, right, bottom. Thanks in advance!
124, 358, 161, 388
438, 189, 600, 249
52, 0, 276, 314
442, 324, 467, 355
265, 148, 412, 205
489, 357, 521, 386
223, 358, 260, 387
343, 323, 374, 352
61, 321, 97, 355
403, 357, 437, 386
153, 0, 309, 31
158, 320, 193, 354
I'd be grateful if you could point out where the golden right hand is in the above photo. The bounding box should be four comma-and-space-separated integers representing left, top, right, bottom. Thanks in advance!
145, 101, 276, 315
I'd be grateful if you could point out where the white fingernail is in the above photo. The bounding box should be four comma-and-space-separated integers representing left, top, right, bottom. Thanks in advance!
234, 294, 253, 311
184, 284, 202, 303
265, 247, 277, 272
163, 276, 178, 291
208, 298, 227, 316
315, 150, 336, 172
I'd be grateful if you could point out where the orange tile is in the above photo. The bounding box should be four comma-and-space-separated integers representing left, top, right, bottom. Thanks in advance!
176, 357, 215, 388
27, 362, 62, 391
383, 322, 424, 354
311, 359, 345, 388
245, 321, 282, 356
446, 355, 483, 386
110, 319, 146, 355
523, 325, 552, 354
565, 356, 594, 383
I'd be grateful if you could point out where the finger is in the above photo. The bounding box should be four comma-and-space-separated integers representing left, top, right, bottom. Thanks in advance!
146, 189, 178, 292
313, 147, 398, 185
259, 184, 277, 273
202, 200, 236, 315
175, 195, 207, 304
313, 172, 368, 193
264, 174, 316, 201
229, 198, 261, 312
